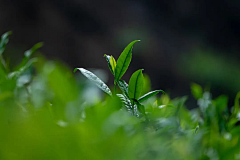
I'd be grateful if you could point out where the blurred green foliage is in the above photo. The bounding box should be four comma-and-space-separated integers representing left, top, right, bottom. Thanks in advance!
0, 32, 240, 160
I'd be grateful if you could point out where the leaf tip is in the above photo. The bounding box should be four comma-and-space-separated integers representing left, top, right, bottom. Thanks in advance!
73, 68, 79, 73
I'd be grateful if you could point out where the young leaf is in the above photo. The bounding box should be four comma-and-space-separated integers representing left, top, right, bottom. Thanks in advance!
115, 40, 140, 81
110, 56, 116, 73
0, 31, 12, 71
117, 80, 129, 98
104, 54, 115, 75
138, 90, 165, 103
8, 58, 38, 79
190, 83, 203, 99
0, 31, 12, 55
16, 42, 43, 70
74, 68, 112, 96
128, 69, 144, 102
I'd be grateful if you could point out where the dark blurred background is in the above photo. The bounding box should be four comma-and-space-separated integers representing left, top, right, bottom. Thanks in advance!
1, 0, 240, 107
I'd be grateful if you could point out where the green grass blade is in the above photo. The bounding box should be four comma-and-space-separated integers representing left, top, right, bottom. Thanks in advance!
128, 69, 144, 102
115, 40, 140, 81
138, 90, 165, 103
74, 68, 112, 96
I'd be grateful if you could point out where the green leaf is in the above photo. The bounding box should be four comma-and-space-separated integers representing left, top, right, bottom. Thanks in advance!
142, 73, 151, 94
16, 42, 43, 70
74, 68, 112, 96
138, 90, 165, 103
213, 95, 228, 113
232, 92, 240, 117
132, 99, 145, 115
117, 80, 129, 98
104, 54, 115, 75
110, 56, 116, 73
0, 31, 12, 55
115, 40, 140, 81
8, 58, 38, 79
117, 94, 132, 110
128, 69, 144, 102
0, 31, 12, 72
190, 83, 203, 99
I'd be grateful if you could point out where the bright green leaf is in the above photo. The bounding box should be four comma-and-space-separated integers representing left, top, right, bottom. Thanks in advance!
138, 90, 165, 103
128, 69, 144, 103
115, 40, 140, 81
190, 83, 203, 99
110, 56, 116, 73
74, 68, 112, 96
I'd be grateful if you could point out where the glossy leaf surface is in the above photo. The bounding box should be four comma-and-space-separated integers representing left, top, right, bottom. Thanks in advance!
117, 80, 129, 98
138, 90, 165, 103
115, 40, 140, 81
74, 68, 112, 96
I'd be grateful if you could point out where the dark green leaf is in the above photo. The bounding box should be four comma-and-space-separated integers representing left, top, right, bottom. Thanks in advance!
74, 68, 112, 96
138, 90, 165, 103
194, 125, 199, 134
117, 80, 129, 98
232, 92, 240, 118
132, 99, 145, 115
115, 40, 140, 81
128, 69, 144, 103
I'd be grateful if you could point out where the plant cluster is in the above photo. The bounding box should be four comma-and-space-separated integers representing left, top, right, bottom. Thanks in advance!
74, 40, 164, 118
0, 31, 240, 160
